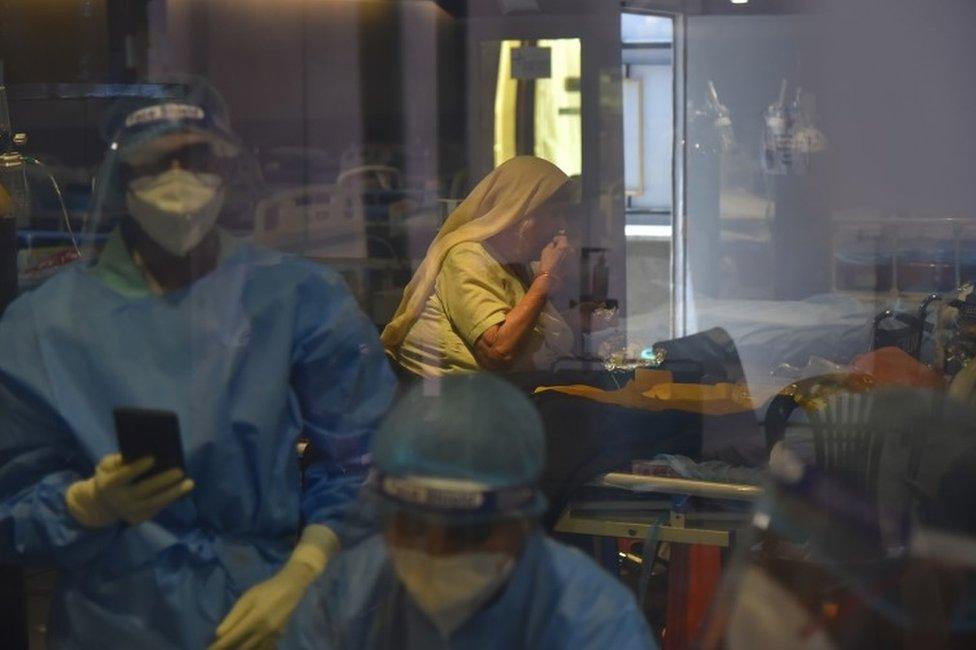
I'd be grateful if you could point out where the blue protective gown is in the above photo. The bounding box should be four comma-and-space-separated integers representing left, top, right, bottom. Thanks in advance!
307, 531, 657, 650
0, 231, 396, 649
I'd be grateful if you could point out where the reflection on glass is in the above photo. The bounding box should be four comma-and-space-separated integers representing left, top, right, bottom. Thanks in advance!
317, 374, 657, 648
2, 1, 976, 647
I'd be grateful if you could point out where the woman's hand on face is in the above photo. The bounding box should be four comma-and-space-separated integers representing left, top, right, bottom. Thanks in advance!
538, 234, 573, 279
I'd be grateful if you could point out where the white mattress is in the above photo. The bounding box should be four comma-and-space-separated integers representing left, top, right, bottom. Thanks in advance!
627, 292, 871, 369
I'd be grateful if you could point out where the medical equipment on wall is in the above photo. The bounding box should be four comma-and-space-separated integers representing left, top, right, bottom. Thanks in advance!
687, 80, 736, 156
707, 81, 735, 152
0, 85, 79, 256
0, 86, 29, 221
762, 80, 826, 175
0, 85, 25, 310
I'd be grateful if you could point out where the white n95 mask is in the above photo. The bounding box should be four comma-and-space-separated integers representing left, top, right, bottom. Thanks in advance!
389, 546, 516, 638
126, 168, 225, 256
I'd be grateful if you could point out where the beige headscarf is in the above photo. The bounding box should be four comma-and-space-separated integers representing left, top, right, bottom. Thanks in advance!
381, 156, 569, 351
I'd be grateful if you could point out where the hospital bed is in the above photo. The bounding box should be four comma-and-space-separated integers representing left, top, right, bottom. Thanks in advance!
618, 293, 875, 387
554, 472, 761, 549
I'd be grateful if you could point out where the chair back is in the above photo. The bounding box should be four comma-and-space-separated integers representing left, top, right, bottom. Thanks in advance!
764, 373, 874, 453
810, 390, 883, 497
768, 376, 930, 551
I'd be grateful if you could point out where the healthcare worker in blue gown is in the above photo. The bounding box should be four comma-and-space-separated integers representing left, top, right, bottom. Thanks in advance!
0, 83, 396, 649
308, 373, 657, 650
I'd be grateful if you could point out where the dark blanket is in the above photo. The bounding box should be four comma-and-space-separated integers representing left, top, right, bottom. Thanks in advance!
530, 390, 706, 528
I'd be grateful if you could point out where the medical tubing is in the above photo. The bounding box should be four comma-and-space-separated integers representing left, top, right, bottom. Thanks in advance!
637, 512, 669, 608
22, 156, 80, 255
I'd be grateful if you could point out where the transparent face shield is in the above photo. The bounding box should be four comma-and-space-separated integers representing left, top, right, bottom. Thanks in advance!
698, 388, 976, 649
79, 79, 247, 269
378, 477, 532, 637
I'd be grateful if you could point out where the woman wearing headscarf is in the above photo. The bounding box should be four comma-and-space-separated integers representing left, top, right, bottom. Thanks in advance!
382, 156, 576, 377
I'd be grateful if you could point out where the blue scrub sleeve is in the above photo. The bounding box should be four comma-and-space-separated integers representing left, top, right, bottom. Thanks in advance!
568, 605, 658, 650
562, 573, 658, 650
291, 270, 395, 543
0, 299, 118, 568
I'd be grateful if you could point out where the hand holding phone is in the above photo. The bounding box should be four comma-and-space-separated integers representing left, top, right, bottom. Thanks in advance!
66, 409, 193, 528
91, 453, 194, 526
104, 408, 192, 524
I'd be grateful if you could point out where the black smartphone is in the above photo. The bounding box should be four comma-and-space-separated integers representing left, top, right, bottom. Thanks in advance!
113, 408, 186, 478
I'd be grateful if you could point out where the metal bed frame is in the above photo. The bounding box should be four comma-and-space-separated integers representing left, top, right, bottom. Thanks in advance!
554, 472, 762, 548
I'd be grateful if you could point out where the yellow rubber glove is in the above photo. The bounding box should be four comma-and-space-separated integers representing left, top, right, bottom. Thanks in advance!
209, 524, 340, 650
65, 453, 194, 528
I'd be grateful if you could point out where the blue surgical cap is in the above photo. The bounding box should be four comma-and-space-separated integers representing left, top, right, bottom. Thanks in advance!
100, 76, 240, 161
372, 373, 547, 521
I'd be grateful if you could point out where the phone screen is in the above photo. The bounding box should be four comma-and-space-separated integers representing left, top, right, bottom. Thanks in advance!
113, 408, 186, 478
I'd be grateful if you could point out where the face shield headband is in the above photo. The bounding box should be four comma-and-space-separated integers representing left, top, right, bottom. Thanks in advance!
374, 472, 537, 518
114, 103, 239, 161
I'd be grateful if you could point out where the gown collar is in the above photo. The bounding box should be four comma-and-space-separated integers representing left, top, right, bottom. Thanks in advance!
91, 227, 238, 298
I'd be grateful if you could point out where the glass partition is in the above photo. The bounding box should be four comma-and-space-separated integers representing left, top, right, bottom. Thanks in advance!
1, 1, 975, 648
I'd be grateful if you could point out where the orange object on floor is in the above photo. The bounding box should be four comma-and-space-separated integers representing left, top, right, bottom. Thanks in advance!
850, 346, 944, 388
664, 544, 723, 650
